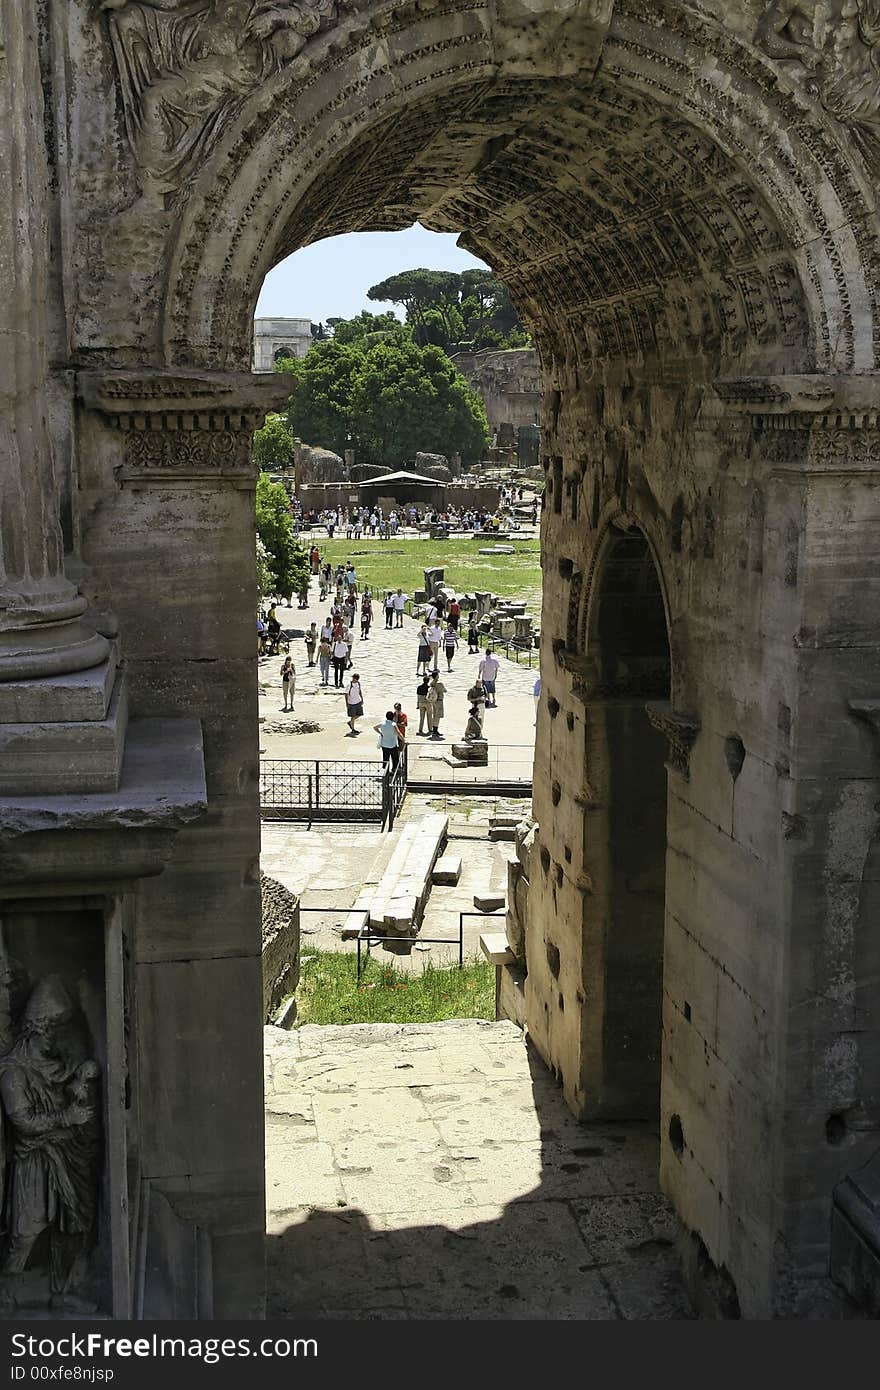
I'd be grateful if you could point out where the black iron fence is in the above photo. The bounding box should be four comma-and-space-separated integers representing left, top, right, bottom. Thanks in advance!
402, 599, 539, 668
260, 747, 408, 827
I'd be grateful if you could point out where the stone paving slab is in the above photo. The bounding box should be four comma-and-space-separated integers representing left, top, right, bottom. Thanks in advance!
264, 1018, 693, 1319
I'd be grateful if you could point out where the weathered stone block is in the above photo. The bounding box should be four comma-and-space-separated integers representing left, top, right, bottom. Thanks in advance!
432, 854, 462, 885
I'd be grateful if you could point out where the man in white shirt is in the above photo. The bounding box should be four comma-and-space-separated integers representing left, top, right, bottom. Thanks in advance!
426, 620, 443, 672
478, 648, 500, 707
392, 589, 407, 628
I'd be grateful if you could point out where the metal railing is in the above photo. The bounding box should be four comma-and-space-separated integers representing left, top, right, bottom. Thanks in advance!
402, 599, 539, 668
356, 917, 464, 980
260, 749, 407, 827
408, 741, 533, 792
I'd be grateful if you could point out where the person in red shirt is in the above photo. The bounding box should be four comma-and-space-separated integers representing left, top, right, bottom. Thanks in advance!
393, 702, 408, 747
448, 597, 461, 630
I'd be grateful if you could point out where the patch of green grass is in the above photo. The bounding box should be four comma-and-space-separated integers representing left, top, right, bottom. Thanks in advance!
294, 949, 495, 1025
318, 538, 543, 614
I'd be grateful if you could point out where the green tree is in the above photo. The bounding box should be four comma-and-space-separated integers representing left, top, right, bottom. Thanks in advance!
350, 339, 487, 466
255, 473, 310, 600
330, 310, 405, 345
285, 339, 361, 456
253, 412, 296, 471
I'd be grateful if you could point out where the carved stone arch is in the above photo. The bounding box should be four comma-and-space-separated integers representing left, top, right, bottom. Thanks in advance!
575, 502, 676, 700
151, 0, 880, 372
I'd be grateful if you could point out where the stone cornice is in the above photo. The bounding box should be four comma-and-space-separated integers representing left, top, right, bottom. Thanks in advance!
76, 369, 294, 430
76, 370, 295, 483
713, 375, 880, 423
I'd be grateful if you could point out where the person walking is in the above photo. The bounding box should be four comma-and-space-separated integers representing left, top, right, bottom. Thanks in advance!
447, 596, 461, 631
332, 633, 349, 688
479, 648, 500, 707
443, 622, 459, 672
426, 672, 446, 739
467, 615, 479, 654
280, 655, 295, 711
416, 624, 432, 675
360, 594, 373, 640
393, 588, 407, 628
345, 672, 364, 735
375, 710, 401, 770
426, 617, 443, 673
416, 673, 430, 735
304, 622, 318, 667
384, 591, 394, 629
317, 633, 331, 686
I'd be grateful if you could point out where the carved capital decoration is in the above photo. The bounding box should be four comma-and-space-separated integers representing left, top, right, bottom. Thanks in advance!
714, 374, 880, 473
645, 702, 700, 780
77, 370, 292, 482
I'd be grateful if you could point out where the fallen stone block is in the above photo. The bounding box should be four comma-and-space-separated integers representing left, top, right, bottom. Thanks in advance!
480, 931, 514, 965
432, 854, 462, 885
473, 891, 506, 912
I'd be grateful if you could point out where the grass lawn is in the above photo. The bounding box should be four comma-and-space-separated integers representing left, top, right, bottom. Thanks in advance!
294, 949, 495, 1025
316, 537, 543, 614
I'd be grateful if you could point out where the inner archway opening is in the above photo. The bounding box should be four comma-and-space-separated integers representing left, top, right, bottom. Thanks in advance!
588, 528, 671, 1121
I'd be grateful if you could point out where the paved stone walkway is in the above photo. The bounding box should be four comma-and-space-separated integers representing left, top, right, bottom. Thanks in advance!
265, 1020, 693, 1319
259, 575, 538, 781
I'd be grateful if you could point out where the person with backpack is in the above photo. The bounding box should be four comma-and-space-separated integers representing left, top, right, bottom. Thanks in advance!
345, 672, 364, 735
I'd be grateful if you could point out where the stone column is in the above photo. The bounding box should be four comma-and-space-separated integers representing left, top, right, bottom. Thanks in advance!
0, 1, 108, 683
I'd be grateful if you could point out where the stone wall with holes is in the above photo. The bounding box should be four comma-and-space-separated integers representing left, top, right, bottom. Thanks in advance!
528, 371, 880, 1318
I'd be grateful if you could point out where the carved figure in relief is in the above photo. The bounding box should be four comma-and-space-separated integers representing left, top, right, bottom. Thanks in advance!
0, 975, 101, 1313
756, 1, 880, 127
99, 0, 341, 195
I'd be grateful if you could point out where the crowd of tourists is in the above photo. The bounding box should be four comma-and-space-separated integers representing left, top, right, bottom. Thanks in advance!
258, 550, 506, 759
292, 493, 537, 539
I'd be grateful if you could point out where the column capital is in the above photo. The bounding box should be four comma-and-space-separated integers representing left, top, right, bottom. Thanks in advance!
76, 370, 295, 483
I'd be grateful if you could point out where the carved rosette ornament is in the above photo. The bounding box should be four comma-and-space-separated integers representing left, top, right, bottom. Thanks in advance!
645, 702, 701, 780
77, 369, 293, 482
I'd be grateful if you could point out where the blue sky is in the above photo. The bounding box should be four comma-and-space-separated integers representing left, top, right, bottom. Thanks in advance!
255, 223, 488, 323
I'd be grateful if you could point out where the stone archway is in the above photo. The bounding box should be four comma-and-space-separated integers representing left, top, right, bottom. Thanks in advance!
6, 0, 880, 1319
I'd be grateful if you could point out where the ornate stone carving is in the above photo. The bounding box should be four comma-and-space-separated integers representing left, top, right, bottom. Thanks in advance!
755, 1, 880, 129
123, 427, 253, 473
99, 0, 343, 195
491, 0, 615, 78
645, 702, 700, 780
0, 972, 101, 1313
78, 368, 291, 480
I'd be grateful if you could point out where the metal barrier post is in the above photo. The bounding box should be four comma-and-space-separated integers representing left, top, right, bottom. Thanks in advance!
314, 760, 320, 810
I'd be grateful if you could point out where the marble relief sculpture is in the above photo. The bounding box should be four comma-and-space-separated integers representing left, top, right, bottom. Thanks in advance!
99, 0, 342, 195
0, 968, 101, 1313
756, 0, 880, 127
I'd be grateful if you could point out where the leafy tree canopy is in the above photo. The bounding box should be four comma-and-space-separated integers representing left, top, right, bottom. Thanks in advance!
285, 331, 488, 467
367, 267, 530, 351
255, 473, 310, 600
253, 412, 296, 471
